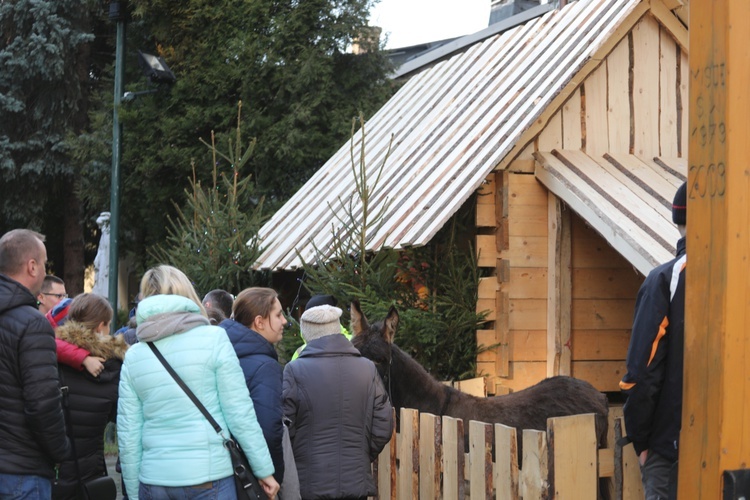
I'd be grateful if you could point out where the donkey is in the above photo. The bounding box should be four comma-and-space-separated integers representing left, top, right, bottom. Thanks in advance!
350, 301, 609, 456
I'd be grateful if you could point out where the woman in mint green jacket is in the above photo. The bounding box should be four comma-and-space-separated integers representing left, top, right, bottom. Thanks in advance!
117, 265, 279, 499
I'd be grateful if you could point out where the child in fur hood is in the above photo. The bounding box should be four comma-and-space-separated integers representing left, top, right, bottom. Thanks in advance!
51, 293, 128, 500
48, 298, 111, 378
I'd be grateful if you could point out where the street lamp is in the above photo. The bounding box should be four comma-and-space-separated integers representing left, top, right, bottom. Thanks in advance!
108, 0, 126, 331
137, 50, 176, 84
108, 2, 175, 331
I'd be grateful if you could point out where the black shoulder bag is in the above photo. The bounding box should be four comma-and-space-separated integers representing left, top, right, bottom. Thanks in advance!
58, 369, 118, 500
147, 342, 265, 500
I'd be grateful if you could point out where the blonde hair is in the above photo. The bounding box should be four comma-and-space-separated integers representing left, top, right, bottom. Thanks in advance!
139, 265, 206, 315
233, 287, 278, 328
67, 293, 113, 332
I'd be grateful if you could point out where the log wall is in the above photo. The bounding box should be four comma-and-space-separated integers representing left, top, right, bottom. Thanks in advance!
474, 13, 686, 394
477, 173, 642, 393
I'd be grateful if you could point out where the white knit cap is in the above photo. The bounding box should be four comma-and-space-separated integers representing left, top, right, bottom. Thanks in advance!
300, 305, 342, 342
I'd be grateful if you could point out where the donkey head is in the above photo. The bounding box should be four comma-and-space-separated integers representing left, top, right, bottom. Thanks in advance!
350, 300, 399, 380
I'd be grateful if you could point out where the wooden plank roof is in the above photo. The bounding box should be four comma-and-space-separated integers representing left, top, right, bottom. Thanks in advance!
254, 0, 643, 271
534, 150, 687, 275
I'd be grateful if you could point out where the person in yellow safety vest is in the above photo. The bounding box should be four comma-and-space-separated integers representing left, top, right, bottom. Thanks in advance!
290, 295, 350, 361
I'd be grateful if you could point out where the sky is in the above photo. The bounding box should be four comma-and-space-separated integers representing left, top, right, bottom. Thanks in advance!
370, 0, 491, 49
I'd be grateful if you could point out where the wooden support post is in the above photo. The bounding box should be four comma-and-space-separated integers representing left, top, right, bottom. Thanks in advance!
496, 170, 511, 378
547, 195, 572, 377
681, 0, 750, 497
495, 170, 510, 253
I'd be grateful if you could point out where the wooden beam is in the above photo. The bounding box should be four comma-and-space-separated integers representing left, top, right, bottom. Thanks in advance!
495, 289, 511, 377
495, 170, 509, 251
650, 0, 689, 52
661, 0, 684, 9
680, 0, 750, 497
547, 194, 572, 377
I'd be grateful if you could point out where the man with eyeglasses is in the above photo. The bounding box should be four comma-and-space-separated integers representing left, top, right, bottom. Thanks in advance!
0, 229, 70, 498
37, 275, 67, 315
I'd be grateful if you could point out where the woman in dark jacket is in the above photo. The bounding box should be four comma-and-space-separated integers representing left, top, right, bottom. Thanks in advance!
53, 293, 128, 500
220, 287, 288, 487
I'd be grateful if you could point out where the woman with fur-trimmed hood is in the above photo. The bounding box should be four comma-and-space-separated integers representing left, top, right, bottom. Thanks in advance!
52, 293, 128, 500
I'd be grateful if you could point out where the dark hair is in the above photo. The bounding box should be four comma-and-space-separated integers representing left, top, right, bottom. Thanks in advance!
41, 275, 65, 293
0, 229, 45, 276
202, 289, 234, 319
206, 308, 227, 325
233, 288, 278, 328
67, 293, 113, 332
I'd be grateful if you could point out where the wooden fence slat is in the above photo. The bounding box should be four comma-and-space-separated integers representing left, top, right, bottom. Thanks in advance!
418, 413, 441, 499
494, 423, 519, 500
618, 416, 644, 500
599, 448, 615, 477
521, 429, 548, 499
373, 407, 628, 499
442, 416, 465, 500
469, 420, 493, 499
548, 414, 598, 499
614, 417, 624, 500
376, 407, 397, 499
398, 408, 419, 500
376, 438, 391, 499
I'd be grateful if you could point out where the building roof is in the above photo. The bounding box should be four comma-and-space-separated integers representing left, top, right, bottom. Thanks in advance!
385, 37, 460, 71
254, 0, 642, 271
392, 3, 555, 79
534, 150, 687, 275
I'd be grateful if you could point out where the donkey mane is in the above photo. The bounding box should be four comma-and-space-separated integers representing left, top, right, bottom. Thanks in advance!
387, 343, 477, 418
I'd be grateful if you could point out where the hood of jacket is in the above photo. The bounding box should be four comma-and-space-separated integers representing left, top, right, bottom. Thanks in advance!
220, 319, 278, 360
0, 274, 36, 315
56, 321, 129, 361
135, 295, 210, 342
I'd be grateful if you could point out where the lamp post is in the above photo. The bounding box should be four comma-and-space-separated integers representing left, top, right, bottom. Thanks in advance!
106, 2, 175, 331
108, 0, 126, 331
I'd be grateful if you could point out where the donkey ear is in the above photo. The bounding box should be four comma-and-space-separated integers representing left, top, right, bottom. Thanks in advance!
383, 306, 399, 344
350, 300, 369, 336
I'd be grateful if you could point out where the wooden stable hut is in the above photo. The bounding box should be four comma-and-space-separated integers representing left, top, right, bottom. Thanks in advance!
253, 0, 690, 395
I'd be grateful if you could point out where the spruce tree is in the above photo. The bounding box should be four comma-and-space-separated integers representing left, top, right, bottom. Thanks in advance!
0, 0, 97, 290
151, 103, 266, 296
76, 0, 396, 269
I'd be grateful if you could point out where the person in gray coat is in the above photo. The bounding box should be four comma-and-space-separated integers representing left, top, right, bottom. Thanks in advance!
283, 305, 393, 500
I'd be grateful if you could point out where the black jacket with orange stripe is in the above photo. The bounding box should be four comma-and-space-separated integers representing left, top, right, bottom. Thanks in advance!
620, 236, 686, 461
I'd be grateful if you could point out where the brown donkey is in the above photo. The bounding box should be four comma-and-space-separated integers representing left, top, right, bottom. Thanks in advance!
350, 301, 609, 457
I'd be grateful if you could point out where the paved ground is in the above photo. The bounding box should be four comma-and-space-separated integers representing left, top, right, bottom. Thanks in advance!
105, 455, 124, 499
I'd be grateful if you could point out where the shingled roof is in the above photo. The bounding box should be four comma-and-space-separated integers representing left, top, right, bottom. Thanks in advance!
254, 0, 643, 270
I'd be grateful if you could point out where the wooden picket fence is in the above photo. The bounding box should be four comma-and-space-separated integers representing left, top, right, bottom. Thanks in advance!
372, 406, 644, 499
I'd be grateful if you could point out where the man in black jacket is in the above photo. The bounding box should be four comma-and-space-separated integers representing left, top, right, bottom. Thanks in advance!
620, 182, 687, 500
0, 229, 70, 498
